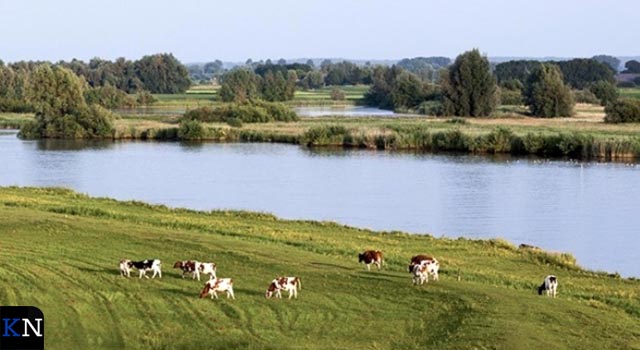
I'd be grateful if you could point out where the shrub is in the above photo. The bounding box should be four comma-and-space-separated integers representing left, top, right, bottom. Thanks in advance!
136, 90, 157, 105
572, 89, 600, 104
84, 85, 136, 109
178, 119, 207, 140
417, 101, 444, 116
499, 88, 523, 105
330, 87, 345, 101
604, 99, 640, 123
183, 101, 297, 124
589, 81, 618, 106
226, 117, 243, 128
302, 125, 350, 146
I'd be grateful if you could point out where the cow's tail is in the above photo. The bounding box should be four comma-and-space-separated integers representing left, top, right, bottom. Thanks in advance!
296, 277, 301, 290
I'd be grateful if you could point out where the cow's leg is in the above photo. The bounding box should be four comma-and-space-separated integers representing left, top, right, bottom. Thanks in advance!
366, 263, 371, 271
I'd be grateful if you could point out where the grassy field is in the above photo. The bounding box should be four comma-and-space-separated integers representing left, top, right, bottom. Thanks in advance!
0, 187, 639, 350
619, 87, 640, 100
148, 85, 368, 108
0, 112, 34, 129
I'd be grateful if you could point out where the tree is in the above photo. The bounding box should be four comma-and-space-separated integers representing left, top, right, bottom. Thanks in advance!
622, 60, 640, 74
589, 80, 618, 106
555, 59, 615, 89
524, 64, 574, 118
364, 66, 427, 110
218, 69, 259, 103
300, 71, 324, 90
604, 98, 640, 123
134, 53, 191, 93
592, 55, 621, 72
442, 49, 498, 117
397, 57, 451, 82
494, 60, 542, 85
22, 65, 114, 138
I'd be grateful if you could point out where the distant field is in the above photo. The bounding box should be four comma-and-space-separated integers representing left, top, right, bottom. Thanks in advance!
0, 112, 34, 129
1, 187, 639, 350
619, 88, 640, 100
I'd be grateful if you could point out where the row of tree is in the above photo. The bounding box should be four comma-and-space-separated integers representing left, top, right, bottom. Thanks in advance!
1, 53, 190, 95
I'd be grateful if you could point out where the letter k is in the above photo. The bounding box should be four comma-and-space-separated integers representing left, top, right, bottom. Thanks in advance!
3, 318, 21, 337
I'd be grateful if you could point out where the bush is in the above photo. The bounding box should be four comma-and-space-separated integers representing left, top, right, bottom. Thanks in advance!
302, 125, 350, 146
572, 89, 600, 104
178, 119, 207, 140
84, 85, 136, 109
604, 99, 640, 123
226, 117, 243, 128
499, 89, 523, 105
136, 91, 157, 105
183, 101, 298, 124
0, 98, 34, 113
589, 81, 618, 106
416, 101, 444, 116
330, 87, 345, 101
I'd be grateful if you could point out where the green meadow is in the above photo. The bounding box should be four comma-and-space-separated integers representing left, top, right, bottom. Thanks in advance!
1, 187, 639, 350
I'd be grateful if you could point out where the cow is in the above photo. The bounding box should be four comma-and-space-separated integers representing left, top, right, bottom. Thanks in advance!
174, 260, 198, 279
408, 255, 440, 281
127, 259, 162, 279
412, 264, 428, 285
358, 250, 383, 271
265, 277, 301, 299
538, 275, 558, 298
197, 262, 217, 280
119, 259, 132, 277
199, 277, 235, 300
173, 261, 217, 281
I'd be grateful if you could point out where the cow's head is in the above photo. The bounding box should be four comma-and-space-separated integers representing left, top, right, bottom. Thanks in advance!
200, 283, 211, 298
358, 253, 365, 263
173, 261, 183, 268
265, 281, 278, 299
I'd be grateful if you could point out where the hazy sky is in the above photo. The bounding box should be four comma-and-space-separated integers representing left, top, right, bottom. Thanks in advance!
1, 0, 638, 63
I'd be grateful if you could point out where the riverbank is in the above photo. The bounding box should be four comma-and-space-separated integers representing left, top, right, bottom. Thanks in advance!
1, 186, 639, 349
6, 103, 640, 160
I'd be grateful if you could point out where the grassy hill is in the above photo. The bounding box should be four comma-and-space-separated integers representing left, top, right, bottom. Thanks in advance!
0, 187, 639, 349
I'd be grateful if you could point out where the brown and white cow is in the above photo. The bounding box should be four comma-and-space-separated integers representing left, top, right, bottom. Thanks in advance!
174, 261, 217, 281
199, 277, 235, 300
174, 260, 198, 279
358, 250, 383, 271
412, 263, 428, 285
265, 277, 301, 299
408, 255, 439, 281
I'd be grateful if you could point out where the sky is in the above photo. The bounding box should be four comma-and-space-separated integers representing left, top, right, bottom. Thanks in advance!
0, 0, 638, 63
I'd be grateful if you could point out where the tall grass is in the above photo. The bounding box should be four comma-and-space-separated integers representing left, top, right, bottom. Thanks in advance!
302, 124, 640, 160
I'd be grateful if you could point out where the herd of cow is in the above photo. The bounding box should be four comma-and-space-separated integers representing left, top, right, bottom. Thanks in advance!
118, 249, 558, 300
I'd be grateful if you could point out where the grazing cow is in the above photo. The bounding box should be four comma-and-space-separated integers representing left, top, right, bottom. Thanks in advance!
408, 255, 440, 281
538, 275, 558, 298
128, 259, 162, 279
358, 250, 383, 271
199, 277, 235, 300
119, 259, 132, 277
265, 277, 301, 299
174, 260, 198, 279
173, 261, 216, 281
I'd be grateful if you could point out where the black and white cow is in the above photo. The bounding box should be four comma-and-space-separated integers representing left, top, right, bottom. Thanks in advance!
538, 275, 558, 297
124, 259, 162, 279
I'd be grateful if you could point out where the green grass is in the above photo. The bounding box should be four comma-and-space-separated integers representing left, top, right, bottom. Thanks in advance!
1, 187, 639, 349
619, 88, 640, 100
0, 112, 34, 129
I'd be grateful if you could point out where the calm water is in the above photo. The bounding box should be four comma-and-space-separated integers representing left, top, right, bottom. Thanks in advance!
1, 130, 639, 276
294, 106, 395, 117
114, 106, 395, 117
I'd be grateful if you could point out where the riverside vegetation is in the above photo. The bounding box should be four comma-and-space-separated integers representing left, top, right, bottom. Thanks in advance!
1, 187, 639, 350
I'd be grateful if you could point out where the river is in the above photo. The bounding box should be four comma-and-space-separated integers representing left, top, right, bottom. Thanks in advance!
1, 130, 638, 276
